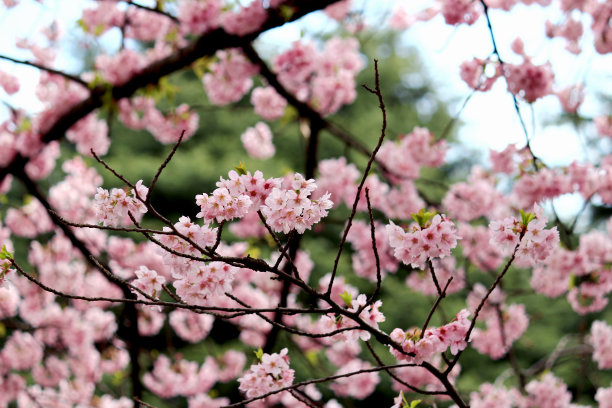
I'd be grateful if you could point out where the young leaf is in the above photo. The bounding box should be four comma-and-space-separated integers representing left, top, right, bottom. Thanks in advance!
519, 209, 536, 227
0, 245, 12, 260
339, 290, 353, 308
234, 162, 248, 176
254, 347, 264, 362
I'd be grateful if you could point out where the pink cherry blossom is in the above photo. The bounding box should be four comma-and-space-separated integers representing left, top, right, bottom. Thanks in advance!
250, 86, 287, 120
238, 348, 294, 399
241, 122, 275, 160
387, 213, 459, 269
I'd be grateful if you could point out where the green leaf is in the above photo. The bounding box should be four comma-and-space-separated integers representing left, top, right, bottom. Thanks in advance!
409, 400, 422, 408
17, 117, 31, 132
339, 290, 353, 308
305, 350, 318, 365
519, 209, 536, 227
400, 391, 408, 406
192, 56, 213, 79
254, 347, 264, 362
94, 24, 105, 37
76, 18, 88, 32
0, 245, 13, 260
410, 208, 436, 228
568, 274, 575, 290
111, 371, 124, 386
335, 314, 343, 325
234, 162, 248, 176
280, 105, 298, 125
279, 5, 295, 21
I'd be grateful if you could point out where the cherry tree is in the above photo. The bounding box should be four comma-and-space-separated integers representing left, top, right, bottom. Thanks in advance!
0, 0, 611, 407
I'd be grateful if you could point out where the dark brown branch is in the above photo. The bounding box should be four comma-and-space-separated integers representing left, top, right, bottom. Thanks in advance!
0, 0, 342, 184
221, 362, 421, 408
10, 255, 332, 317
0, 54, 88, 86
421, 361, 467, 408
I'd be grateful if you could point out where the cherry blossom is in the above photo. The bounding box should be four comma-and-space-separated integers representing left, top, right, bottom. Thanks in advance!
238, 348, 294, 399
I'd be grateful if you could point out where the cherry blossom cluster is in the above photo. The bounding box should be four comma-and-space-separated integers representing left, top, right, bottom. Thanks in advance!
118, 97, 199, 144
389, 309, 471, 364
442, 166, 502, 222
241, 121, 275, 160
203, 48, 259, 106
238, 348, 295, 399
345, 220, 399, 281
5, 198, 53, 238
377, 127, 447, 181
460, 57, 501, 92
458, 223, 504, 272
0, 70, 19, 95
467, 373, 578, 408
143, 354, 219, 399
251, 86, 287, 120
530, 224, 612, 315
387, 212, 459, 269
153, 217, 239, 305
392, 357, 461, 396
504, 51, 555, 104
589, 320, 612, 370
260, 173, 333, 234
467, 285, 529, 360
313, 157, 425, 220
489, 205, 559, 267
319, 293, 386, 343
330, 359, 380, 400
131, 266, 165, 302
94, 180, 149, 226
460, 40, 555, 104
273, 37, 364, 116
196, 169, 281, 223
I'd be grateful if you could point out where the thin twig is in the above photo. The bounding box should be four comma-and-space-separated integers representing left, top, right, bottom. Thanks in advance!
447, 235, 524, 373
327, 59, 388, 296
420, 277, 453, 339
91, 149, 136, 189
147, 130, 185, 203
365, 188, 382, 305
113, 0, 180, 22
365, 341, 446, 396
428, 259, 443, 297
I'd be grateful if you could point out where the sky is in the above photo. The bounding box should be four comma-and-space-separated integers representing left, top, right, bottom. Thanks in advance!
1, 0, 611, 220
